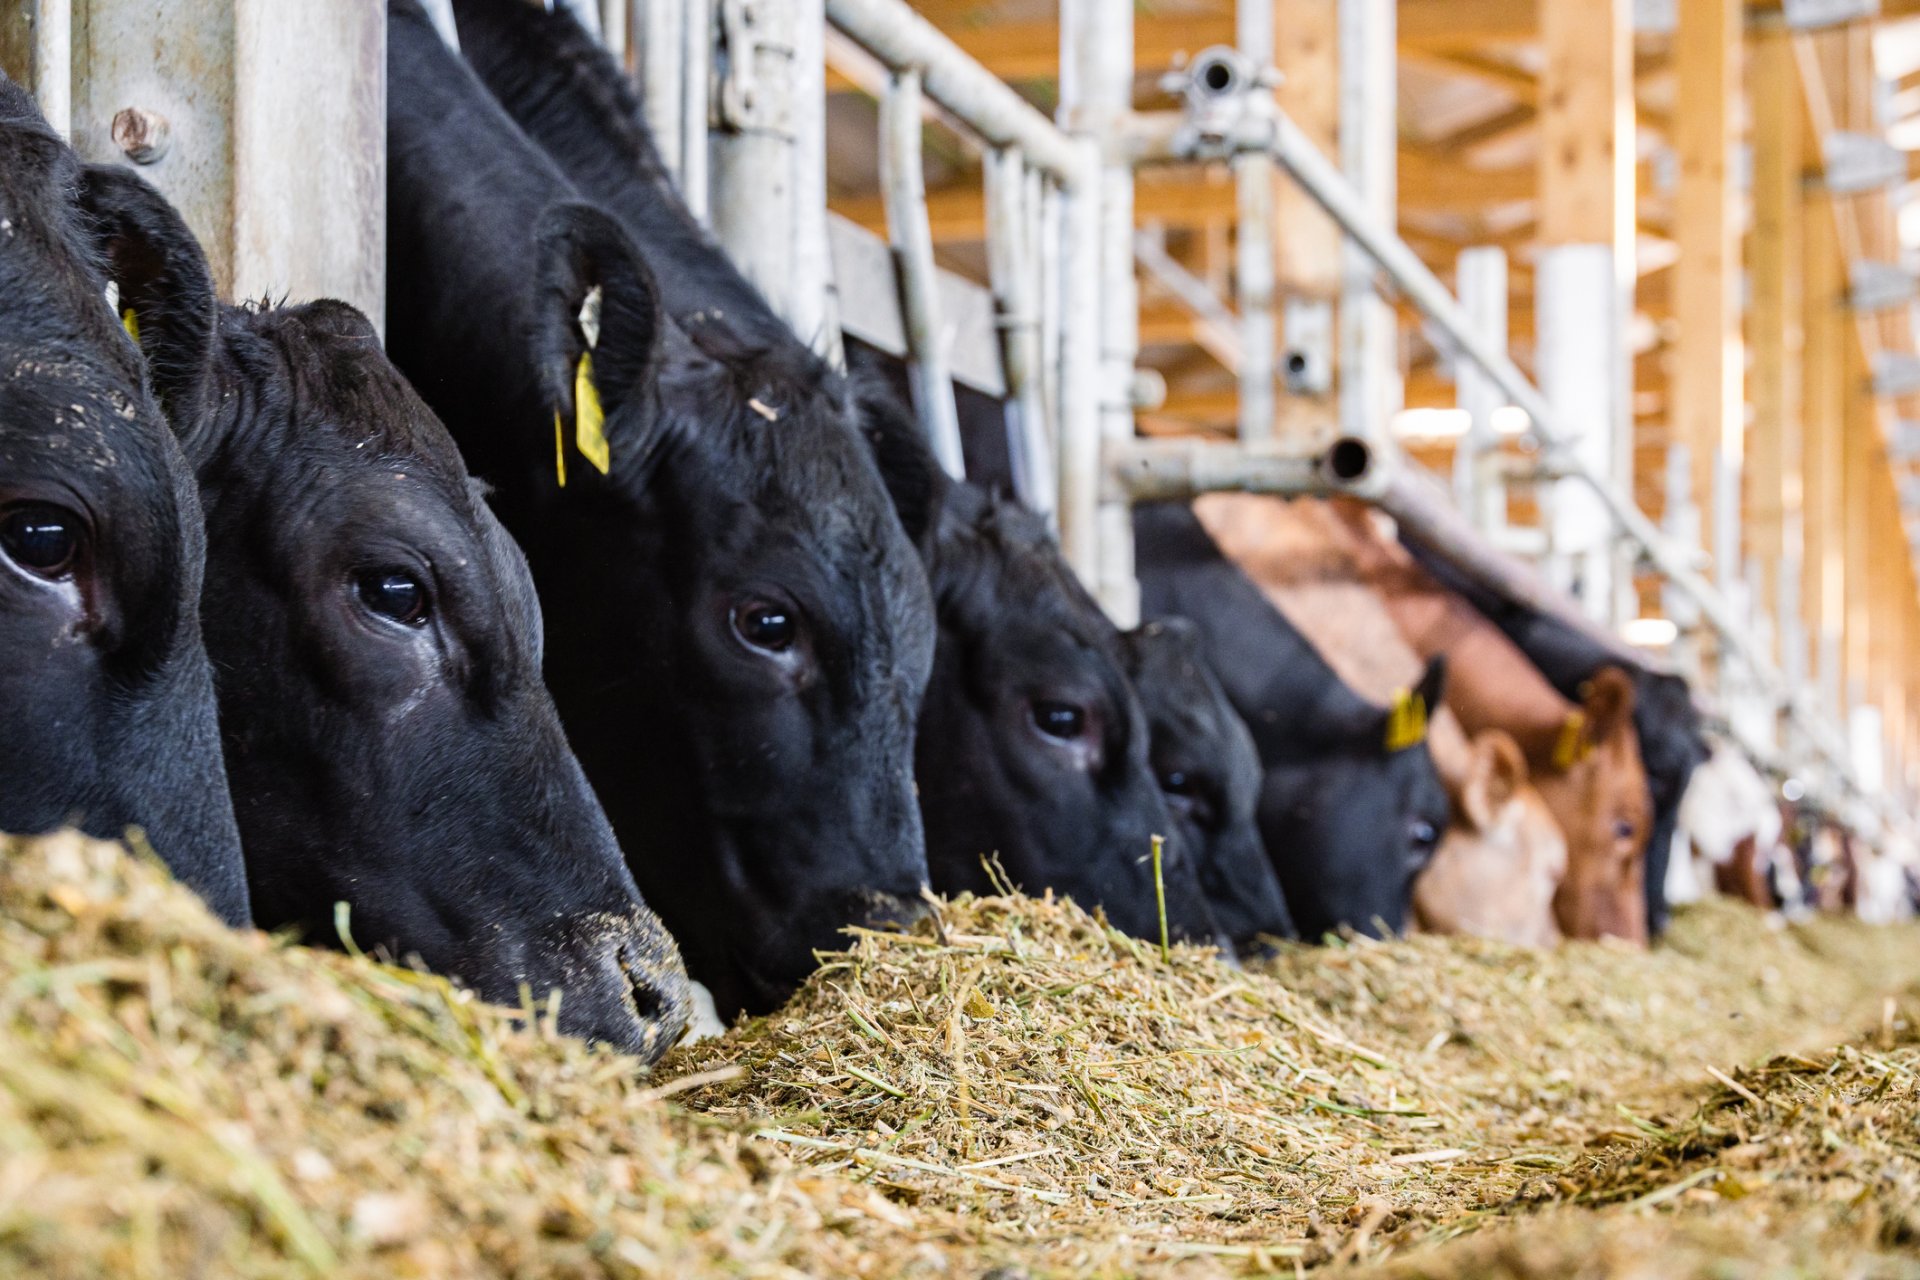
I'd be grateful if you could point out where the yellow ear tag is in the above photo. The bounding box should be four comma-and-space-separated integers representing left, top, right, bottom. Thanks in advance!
121, 307, 140, 344
1384, 688, 1428, 753
1552, 710, 1591, 771
573, 352, 610, 476
552, 411, 569, 488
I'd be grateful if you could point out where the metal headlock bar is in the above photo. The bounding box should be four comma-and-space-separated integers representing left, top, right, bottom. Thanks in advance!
798, 0, 1893, 836
810, 0, 1889, 836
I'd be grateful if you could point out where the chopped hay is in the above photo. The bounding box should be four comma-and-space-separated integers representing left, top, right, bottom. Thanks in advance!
3, 830, 1920, 1277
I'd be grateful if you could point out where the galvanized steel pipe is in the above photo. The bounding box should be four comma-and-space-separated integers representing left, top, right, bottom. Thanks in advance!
823, 0, 1083, 183
31, 0, 70, 139
880, 68, 965, 479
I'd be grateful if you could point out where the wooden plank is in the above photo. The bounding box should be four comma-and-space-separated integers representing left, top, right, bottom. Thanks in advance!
1746, 27, 1806, 670
1671, 0, 1743, 584
1400, 0, 1535, 49
1538, 0, 1633, 248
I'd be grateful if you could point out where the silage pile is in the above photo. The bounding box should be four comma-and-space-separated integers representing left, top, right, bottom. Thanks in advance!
3, 831, 1920, 1278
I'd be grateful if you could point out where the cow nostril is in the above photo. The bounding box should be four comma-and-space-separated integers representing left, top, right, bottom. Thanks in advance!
613, 939, 674, 1030
862, 891, 930, 932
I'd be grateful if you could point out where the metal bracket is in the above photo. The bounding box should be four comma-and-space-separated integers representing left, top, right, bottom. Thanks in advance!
1157, 45, 1278, 163
1848, 260, 1918, 313
1873, 352, 1920, 399
1888, 420, 1920, 463
717, 0, 795, 135
1782, 0, 1879, 30
1820, 132, 1907, 195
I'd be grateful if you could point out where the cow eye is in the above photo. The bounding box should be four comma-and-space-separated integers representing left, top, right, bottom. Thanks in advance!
0, 503, 83, 579
354, 569, 430, 627
1160, 769, 1198, 796
1409, 820, 1439, 851
1613, 819, 1636, 843
1031, 700, 1087, 741
731, 600, 798, 653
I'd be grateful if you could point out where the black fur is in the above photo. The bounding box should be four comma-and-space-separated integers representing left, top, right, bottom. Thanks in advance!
81, 162, 690, 1060
386, 1, 935, 1018
917, 483, 1218, 943
1134, 503, 1450, 940
0, 74, 248, 923
1122, 618, 1295, 951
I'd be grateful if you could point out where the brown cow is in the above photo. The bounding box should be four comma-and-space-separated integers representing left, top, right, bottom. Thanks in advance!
1194, 493, 1569, 947
1417, 716, 1567, 947
1197, 494, 1652, 944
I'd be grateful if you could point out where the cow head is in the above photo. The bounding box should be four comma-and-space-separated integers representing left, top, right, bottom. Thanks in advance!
81, 165, 690, 1059
1122, 617, 1291, 952
516, 204, 935, 1018
1533, 666, 1650, 944
910, 484, 1213, 944
1258, 658, 1451, 940
0, 80, 248, 922
1415, 724, 1567, 947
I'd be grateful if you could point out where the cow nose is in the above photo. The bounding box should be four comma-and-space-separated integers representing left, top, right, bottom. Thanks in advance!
561, 920, 692, 1064
858, 890, 930, 932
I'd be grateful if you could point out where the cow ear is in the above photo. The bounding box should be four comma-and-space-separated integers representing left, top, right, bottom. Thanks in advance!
1579, 665, 1637, 744
851, 380, 949, 551
1462, 730, 1527, 831
75, 163, 218, 433
1145, 615, 1203, 654
532, 202, 665, 481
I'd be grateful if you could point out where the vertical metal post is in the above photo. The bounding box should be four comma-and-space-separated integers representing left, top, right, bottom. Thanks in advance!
636, 0, 684, 185
986, 145, 1055, 515
31, 0, 70, 139
1057, 147, 1102, 591
791, 0, 841, 362
69, 0, 385, 324
680, 0, 712, 221
1060, 0, 1137, 624
880, 67, 964, 478
1234, 0, 1276, 444
1454, 246, 1508, 535
1538, 245, 1622, 622
711, 0, 797, 320
598, 0, 627, 68
1337, 0, 1395, 446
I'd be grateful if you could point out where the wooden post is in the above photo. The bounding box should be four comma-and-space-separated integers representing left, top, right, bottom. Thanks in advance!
1536, 0, 1634, 622
1748, 26, 1805, 685
1673, 0, 1743, 595
1275, 0, 1338, 446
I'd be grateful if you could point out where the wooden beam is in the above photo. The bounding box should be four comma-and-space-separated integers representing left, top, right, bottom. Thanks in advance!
1400, 0, 1535, 49
1672, 0, 1744, 584
1538, 0, 1633, 249
1746, 26, 1805, 671
1843, 359, 1874, 711
833, 154, 1542, 242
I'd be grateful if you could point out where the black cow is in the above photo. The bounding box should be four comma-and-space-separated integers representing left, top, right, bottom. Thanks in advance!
1134, 502, 1449, 940
1122, 618, 1295, 952
1400, 540, 1707, 937
441, 0, 1227, 950
386, 1, 935, 1019
0, 76, 249, 924
79, 164, 690, 1060
916, 481, 1217, 942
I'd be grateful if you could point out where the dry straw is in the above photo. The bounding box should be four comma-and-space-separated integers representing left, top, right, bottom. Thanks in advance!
3, 830, 1920, 1277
